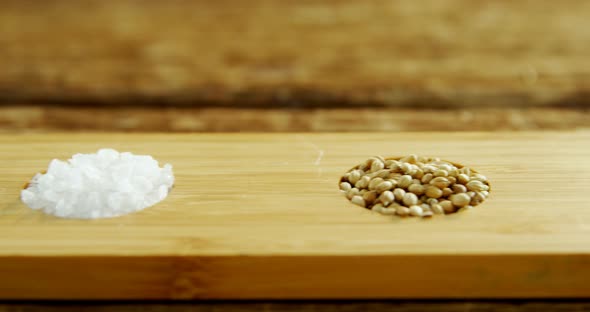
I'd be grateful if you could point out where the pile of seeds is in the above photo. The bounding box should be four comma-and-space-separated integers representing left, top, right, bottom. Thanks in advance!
339, 155, 490, 217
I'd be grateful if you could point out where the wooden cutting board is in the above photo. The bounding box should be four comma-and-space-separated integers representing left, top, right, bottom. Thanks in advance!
1, 132, 589, 299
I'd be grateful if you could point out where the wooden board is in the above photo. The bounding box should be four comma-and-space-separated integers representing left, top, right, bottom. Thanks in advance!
0, 132, 590, 299
2, 106, 590, 133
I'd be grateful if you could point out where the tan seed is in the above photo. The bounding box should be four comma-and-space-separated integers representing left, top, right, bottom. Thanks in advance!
440, 200, 455, 213
466, 180, 488, 192
340, 182, 352, 192
467, 191, 476, 198
363, 191, 378, 205
422, 211, 434, 218
403, 193, 419, 206
401, 163, 417, 175
413, 169, 425, 179
379, 191, 394, 206
459, 167, 471, 175
393, 188, 406, 201
470, 192, 486, 205
420, 203, 431, 211
371, 169, 391, 179
376, 181, 394, 193
426, 198, 439, 205
389, 162, 402, 173
421, 173, 434, 184
380, 207, 397, 215
471, 173, 488, 182
371, 160, 385, 172
349, 170, 362, 185
457, 173, 470, 185
430, 177, 450, 189
389, 172, 402, 180
442, 188, 453, 197
425, 186, 443, 199
451, 193, 470, 208
447, 176, 457, 184
401, 154, 418, 164
441, 163, 455, 171
351, 195, 366, 208
398, 175, 413, 189
386, 179, 398, 188
452, 184, 467, 193
408, 184, 425, 195
355, 175, 371, 189
481, 191, 489, 197
422, 165, 437, 173
346, 188, 360, 199
396, 206, 410, 216
371, 203, 384, 212
368, 177, 384, 191
431, 204, 444, 214
409, 205, 423, 217
434, 169, 448, 177
360, 159, 371, 171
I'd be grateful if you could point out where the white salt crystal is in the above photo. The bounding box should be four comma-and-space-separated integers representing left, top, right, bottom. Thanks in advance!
20, 149, 175, 219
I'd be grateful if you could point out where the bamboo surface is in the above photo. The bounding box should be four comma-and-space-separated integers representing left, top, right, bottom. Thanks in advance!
1, 132, 590, 299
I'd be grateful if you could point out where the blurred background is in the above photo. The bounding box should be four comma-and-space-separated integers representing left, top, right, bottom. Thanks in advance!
1, 0, 589, 133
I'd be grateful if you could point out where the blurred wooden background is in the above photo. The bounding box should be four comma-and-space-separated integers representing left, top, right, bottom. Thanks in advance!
1, 0, 589, 132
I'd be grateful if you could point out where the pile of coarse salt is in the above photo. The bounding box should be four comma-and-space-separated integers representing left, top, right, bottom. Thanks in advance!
20, 148, 174, 219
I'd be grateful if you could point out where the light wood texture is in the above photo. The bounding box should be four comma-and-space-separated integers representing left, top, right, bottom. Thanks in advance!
2, 105, 590, 133
0, 132, 590, 299
1, 1, 589, 108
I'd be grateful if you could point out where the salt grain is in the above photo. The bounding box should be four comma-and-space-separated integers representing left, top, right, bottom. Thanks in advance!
20, 149, 175, 219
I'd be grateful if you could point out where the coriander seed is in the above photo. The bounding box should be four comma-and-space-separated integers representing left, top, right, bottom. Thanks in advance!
393, 188, 406, 202
351, 195, 366, 208
403, 193, 419, 206
398, 175, 413, 189
340, 155, 491, 218
376, 181, 394, 193
368, 177, 384, 191
396, 206, 410, 216
452, 184, 467, 194
349, 170, 361, 185
425, 186, 443, 199
451, 193, 470, 208
379, 191, 394, 206
431, 204, 444, 214
363, 191, 378, 205
409, 205, 423, 217
430, 177, 450, 189
340, 182, 352, 192
355, 175, 371, 189
408, 184, 425, 195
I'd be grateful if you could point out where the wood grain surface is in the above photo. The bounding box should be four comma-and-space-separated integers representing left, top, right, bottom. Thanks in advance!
1, 105, 590, 133
2, 301, 590, 312
1, 0, 589, 108
1, 132, 590, 299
